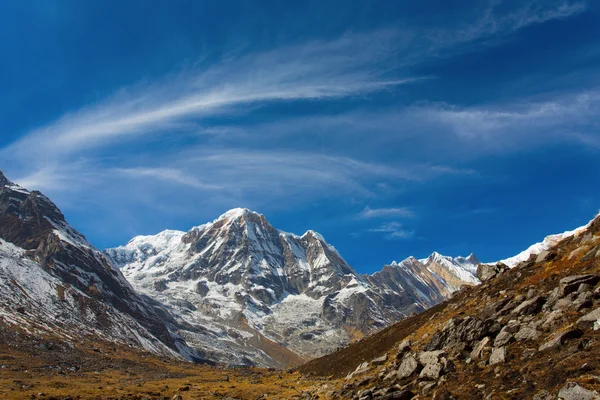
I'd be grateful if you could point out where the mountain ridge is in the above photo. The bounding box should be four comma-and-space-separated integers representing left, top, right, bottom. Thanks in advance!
106, 205, 480, 366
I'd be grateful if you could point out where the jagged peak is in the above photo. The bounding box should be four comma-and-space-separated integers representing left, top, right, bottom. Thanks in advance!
0, 170, 11, 187
388, 256, 421, 268
458, 253, 480, 264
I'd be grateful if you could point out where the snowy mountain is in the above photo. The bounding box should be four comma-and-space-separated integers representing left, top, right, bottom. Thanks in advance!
106, 208, 480, 366
0, 171, 202, 362
497, 219, 597, 267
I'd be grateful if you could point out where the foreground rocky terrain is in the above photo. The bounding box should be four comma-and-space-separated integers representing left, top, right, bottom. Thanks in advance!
298, 214, 600, 399
2, 213, 599, 399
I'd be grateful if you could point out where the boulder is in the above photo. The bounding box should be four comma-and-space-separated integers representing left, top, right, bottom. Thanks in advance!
477, 263, 509, 282
574, 292, 594, 311
515, 326, 541, 341
419, 362, 442, 380
489, 347, 506, 365
346, 361, 370, 380
425, 316, 488, 351
396, 340, 411, 359
494, 330, 515, 347
371, 353, 388, 366
512, 296, 546, 316
538, 328, 584, 351
576, 308, 600, 330
557, 382, 600, 400
579, 283, 593, 294
397, 353, 421, 379
470, 337, 491, 360
559, 275, 600, 298
419, 351, 445, 365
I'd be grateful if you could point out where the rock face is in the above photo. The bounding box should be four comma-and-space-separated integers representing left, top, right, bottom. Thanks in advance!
106, 208, 480, 367
558, 382, 600, 400
0, 171, 195, 360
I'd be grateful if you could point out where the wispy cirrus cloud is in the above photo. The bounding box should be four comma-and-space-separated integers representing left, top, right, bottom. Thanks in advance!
419, 90, 600, 148
359, 206, 415, 219
2, 30, 420, 165
368, 222, 415, 240
0, 0, 592, 246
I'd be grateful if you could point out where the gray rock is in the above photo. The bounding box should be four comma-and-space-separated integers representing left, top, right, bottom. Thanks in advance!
547, 287, 562, 309
425, 316, 488, 351
558, 382, 600, 400
346, 361, 370, 380
494, 330, 515, 347
536, 251, 553, 263
470, 337, 491, 360
515, 326, 541, 341
538, 328, 584, 351
554, 296, 577, 310
559, 275, 600, 297
574, 292, 594, 311
577, 308, 600, 330
371, 353, 388, 366
397, 353, 421, 379
512, 296, 546, 316
543, 310, 565, 327
489, 347, 506, 365
419, 362, 442, 380
421, 381, 437, 395
477, 263, 509, 282
396, 339, 411, 359
579, 283, 593, 294
419, 350, 445, 365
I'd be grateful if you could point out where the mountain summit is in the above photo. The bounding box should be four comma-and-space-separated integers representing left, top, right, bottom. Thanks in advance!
0, 171, 201, 360
106, 208, 479, 366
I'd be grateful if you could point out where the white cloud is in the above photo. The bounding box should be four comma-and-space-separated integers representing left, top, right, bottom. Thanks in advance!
421, 91, 600, 146
369, 222, 415, 240
115, 167, 224, 190
360, 206, 415, 219
2, 30, 419, 165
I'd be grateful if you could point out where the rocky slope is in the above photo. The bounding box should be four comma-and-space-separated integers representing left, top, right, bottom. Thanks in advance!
0, 171, 201, 361
105, 209, 480, 367
298, 213, 600, 399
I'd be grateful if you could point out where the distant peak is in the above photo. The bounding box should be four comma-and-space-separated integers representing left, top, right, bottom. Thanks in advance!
465, 253, 480, 264
216, 208, 262, 221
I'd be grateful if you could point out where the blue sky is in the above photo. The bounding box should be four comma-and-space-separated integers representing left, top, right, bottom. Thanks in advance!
1, 0, 600, 272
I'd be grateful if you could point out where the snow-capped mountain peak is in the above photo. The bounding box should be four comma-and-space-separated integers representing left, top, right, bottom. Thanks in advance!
106, 208, 480, 366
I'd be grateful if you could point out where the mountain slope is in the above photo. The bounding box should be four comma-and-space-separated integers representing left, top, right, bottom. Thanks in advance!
106, 208, 479, 367
298, 213, 600, 399
0, 171, 197, 361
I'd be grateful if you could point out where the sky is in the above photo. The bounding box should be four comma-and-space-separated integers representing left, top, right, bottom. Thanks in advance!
1, 0, 600, 273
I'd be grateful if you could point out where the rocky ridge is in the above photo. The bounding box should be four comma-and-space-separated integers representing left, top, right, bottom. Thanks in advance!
0, 171, 204, 362
298, 213, 600, 399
